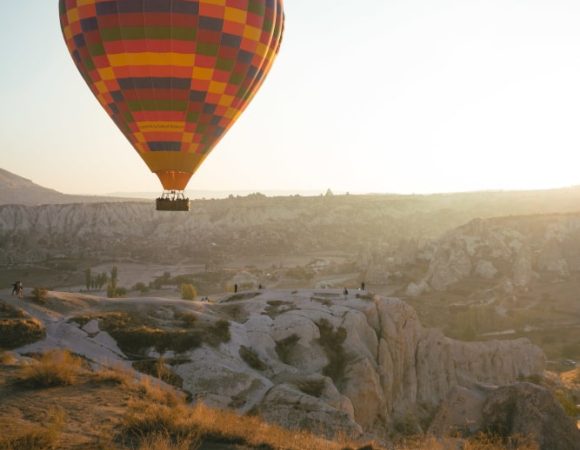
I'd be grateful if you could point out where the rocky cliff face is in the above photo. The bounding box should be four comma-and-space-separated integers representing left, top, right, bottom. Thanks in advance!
5, 187, 580, 266
363, 213, 580, 295
11, 290, 545, 441
422, 215, 580, 292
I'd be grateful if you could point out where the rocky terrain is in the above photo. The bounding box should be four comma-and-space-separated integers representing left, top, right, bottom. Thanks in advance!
398, 214, 580, 294
3, 164, 580, 267
362, 212, 580, 369
3, 289, 577, 448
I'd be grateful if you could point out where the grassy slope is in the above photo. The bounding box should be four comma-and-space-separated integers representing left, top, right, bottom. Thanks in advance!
0, 350, 542, 450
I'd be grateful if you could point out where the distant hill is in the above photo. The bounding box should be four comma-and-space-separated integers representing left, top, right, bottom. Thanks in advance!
0, 168, 141, 206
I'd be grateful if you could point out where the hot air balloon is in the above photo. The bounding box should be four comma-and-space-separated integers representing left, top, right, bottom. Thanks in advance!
59, 0, 284, 211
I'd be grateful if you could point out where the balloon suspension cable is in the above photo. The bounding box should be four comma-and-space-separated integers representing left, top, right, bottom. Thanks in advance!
156, 190, 191, 212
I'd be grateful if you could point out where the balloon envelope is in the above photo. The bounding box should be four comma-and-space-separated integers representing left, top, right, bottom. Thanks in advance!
59, 0, 284, 190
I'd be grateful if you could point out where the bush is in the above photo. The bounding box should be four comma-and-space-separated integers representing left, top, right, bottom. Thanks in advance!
17, 350, 84, 388
30, 287, 48, 303
239, 346, 267, 371
176, 312, 197, 327
181, 284, 197, 301
0, 317, 45, 350
99, 313, 230, 356
133, 282, 150, 294
0, 408, 65, 450
93, 364, 136, 387
0, 351, 17, 365
107, 284, 127, 298
393, 413, 421, 436
205, 320, 231, 346
294, 379, 326, 398
317, 319, 348, 383
554, 389, 579, 417
133, 358, 183, 388
275, 334, 300, 364
118, 402, 199, 449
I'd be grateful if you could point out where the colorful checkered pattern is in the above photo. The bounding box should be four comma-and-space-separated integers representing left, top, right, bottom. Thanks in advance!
59, 0, 284, 190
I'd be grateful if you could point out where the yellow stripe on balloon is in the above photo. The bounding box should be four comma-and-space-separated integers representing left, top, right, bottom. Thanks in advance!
108, 53, 196, 67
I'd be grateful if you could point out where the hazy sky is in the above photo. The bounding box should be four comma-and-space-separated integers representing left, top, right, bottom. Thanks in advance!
2, 0, 580, 195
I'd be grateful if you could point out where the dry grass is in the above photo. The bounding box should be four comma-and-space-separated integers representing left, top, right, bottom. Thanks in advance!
0, 408, 66, 450
93, 363, 136, 387
0, 302, 46, 350
0, 351, 17, 365
395, 435, 539, 450
17, 350, 84, 388
133, 358, 184, 388
119, 401, 200, 449
137, 432, 198, 450
118, 401, 354, 450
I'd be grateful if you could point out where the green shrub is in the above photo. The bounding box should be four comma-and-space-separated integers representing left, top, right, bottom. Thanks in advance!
275, 334, 300, 364
181, 284, 197, 301
99, 313, 229, 356
133, 282, 150, 294
239, 346, 267, 371
176, 312, 197, 327
294, 379, 325, 398
393, 413, 421, 436
205, 320, 231, 346
316, 319, 348, 383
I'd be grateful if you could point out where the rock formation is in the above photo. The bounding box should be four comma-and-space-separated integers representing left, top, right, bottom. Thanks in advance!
10, 290, 546, 441
388, 214, 580, 296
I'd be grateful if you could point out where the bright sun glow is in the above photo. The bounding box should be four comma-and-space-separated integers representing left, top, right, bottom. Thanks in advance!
1, 0, 580, 195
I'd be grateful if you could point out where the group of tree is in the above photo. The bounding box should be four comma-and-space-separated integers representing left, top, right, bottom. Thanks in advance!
107, 266, 126, 298
84, 268, 109, 291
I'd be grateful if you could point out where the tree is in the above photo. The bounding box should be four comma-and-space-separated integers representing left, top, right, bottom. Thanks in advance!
84, 268, 92, 291
181, 284, 197, 300
96, 273, 108, 290
111, 266, 118, 289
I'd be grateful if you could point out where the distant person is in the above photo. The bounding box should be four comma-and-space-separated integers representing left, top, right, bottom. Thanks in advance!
361, 282, 366, 291
343, 287, 349, 296
11, 281, 19, 296
234, 284, 238, 293
258, 284, 263, 290
12, 281, 23, 299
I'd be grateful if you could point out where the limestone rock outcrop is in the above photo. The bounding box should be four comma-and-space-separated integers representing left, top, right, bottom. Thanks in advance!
168, 291, 544, 438
391, 214, 580, 295
10, 290, 547, 441
481, 383, 580, 450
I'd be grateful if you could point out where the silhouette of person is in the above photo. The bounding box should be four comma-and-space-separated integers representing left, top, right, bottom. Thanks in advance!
11, 281, 19, 296
361, 282, 366, 291
234, 284, 238, 293
343, 287, 349, 296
